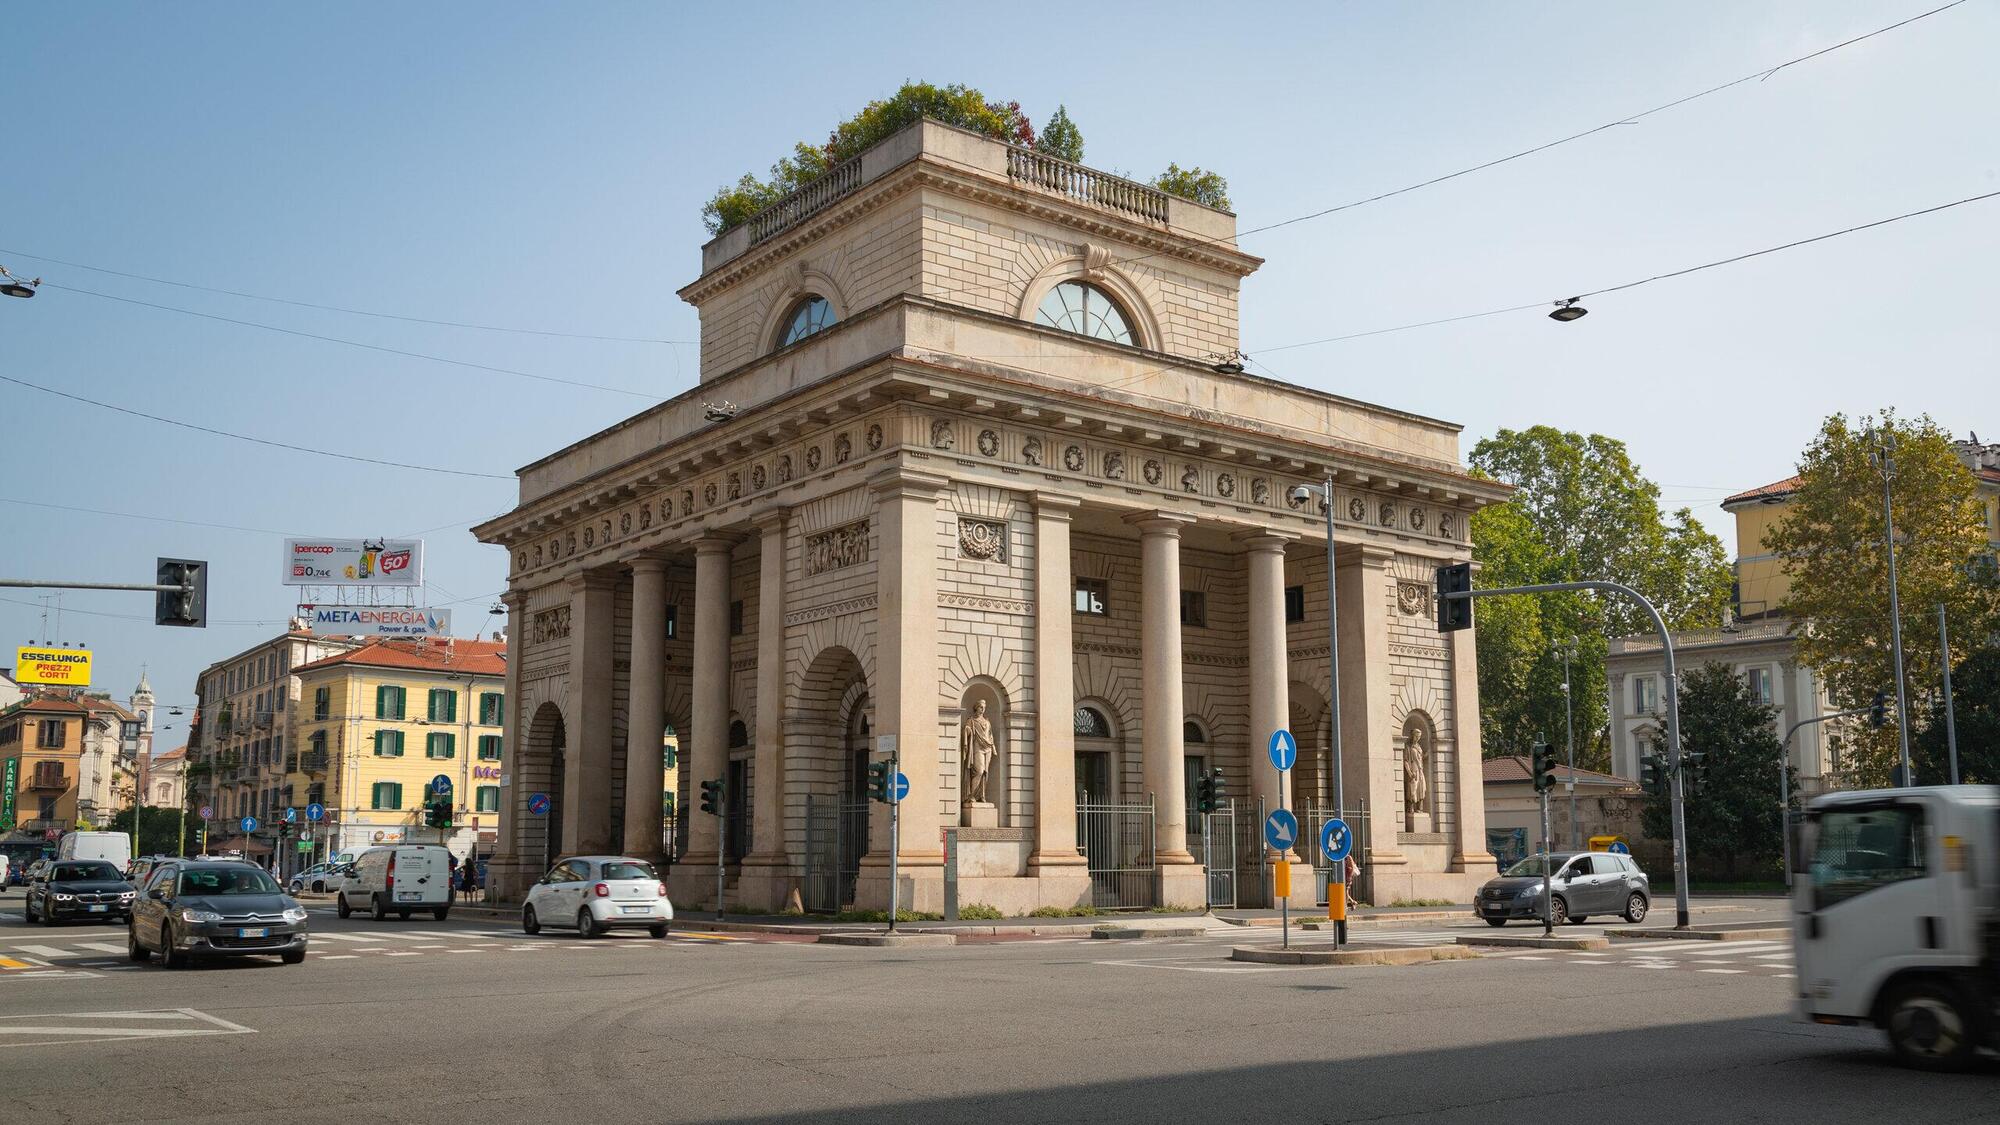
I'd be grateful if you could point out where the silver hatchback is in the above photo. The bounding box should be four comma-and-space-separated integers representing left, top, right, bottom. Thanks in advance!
1475, 851, 1650, 926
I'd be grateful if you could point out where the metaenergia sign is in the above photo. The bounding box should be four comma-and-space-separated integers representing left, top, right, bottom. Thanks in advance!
307, 607, 453, 637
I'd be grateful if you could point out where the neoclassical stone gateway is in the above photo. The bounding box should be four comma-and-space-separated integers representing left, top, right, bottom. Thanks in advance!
474, 120, 1510, 911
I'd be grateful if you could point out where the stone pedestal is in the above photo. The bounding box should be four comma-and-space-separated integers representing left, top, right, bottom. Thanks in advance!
963, 802, 999, 829
1406, 811, 1432, 835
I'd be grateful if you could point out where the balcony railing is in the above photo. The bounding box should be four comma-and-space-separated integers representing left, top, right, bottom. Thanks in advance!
301, 749, 330, 774
284, 753, 299, 773
747, 154, 865, 246
1006, 148, 1169, 224
27, 767, 69, 791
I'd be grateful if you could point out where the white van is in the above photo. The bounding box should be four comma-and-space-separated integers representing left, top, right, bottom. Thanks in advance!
335, 845, 453, 921
57, 831, 132, 873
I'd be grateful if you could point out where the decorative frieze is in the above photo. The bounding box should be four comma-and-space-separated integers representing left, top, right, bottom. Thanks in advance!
940, 593, 1031, 615
804, 520, 870, 576
783, 594, 878, 627
1396, 581, 1432, 617
529, 606, 571, 646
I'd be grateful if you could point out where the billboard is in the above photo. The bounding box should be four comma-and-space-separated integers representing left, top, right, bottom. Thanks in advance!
283, 538, 423, 586
307, 607, 453, 638
1, 757, 15, 830
16, 646, 93, 687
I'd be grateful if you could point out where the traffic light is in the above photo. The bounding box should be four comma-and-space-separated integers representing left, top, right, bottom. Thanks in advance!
422, 798, 452, 829
277, 821, 292, 840
1194, 770, 1218, 814
1640, 753, 1667, 797
1869, 691, 1890, 729
1682, 750, 1707, 794
155, 558, 207, 628
865, 759, 893, 804
1435, 562, 1473, 633
1531, 739, 1556, 793
698, 778, 725, 817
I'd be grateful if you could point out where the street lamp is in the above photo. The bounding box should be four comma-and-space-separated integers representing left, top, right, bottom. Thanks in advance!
1867, 427, 1913, 785
1548, 298, 1587, 322
1210, 350, 1247, 375
1288, 480, 1348, 944
1556, 636, 1580, 849
0, 265, 39, 299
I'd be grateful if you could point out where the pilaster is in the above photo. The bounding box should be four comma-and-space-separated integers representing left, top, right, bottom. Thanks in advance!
564, 568, 618, 856
1338, 544, 1404, 878
1028, 492, 1086, 883
621, 556, 669, 866
739, 508, 793, 908
491, 589, 531, 899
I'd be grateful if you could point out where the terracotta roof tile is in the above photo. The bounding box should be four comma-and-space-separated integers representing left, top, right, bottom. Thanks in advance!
292, 638, 507, 678
1721, 475, 1800, 507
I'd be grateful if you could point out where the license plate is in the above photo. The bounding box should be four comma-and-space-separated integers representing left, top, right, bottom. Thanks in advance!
88, 904, 108, 913
397, 892, 421, 901
620, 905, 649, 914
239, 927, 268, 938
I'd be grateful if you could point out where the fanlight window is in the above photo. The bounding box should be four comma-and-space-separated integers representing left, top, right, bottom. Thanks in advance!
1035, 281, 1134, 345
1074, 706, 1112, 738
779, 295, 837, 347
1183, 720, 1207, 744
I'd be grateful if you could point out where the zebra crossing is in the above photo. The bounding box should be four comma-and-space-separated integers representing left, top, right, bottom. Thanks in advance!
1495, 938, 1795, 977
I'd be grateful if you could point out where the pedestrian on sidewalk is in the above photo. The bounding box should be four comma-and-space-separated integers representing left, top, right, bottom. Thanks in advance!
461, 854, 479, 903
1343, 854, 1360, 912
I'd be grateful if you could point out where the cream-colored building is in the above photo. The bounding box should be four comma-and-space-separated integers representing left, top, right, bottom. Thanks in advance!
475, 119, 1508, 912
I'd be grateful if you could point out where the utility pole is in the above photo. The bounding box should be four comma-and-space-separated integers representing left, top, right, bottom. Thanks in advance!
1557, 636, 1580, 849
1939, 604, 1959, 785
1870, 430, 1913, 785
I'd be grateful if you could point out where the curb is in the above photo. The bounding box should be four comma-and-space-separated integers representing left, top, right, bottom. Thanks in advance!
1230, 943, 1478, 966
816, 932, 957, 948
1456, 933, 1609, 951
1089, 926, 1209, 940
1602, 926, 1790, 942
1223, 910, 1465, 927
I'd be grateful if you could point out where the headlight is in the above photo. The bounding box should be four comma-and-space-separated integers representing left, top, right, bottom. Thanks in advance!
282, 907, 308, 923
120, 891, 135, 899
180, 909, 222, 923
1516, 885, 1544, 898
54, 892, 75, 901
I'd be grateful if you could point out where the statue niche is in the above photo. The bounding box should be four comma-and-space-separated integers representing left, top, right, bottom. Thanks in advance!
959, 689, 1005, 829
1402, 714, 1435, 833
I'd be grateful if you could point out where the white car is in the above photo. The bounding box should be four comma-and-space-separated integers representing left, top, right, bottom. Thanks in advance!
287, 862, 345, 895
522, 856, 672, 939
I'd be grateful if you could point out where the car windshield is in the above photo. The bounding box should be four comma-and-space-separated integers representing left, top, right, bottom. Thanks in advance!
601, 861, 658, 881
178, 868, 281, 895
53, 862, 121, 881
1503, 856, 1559, 878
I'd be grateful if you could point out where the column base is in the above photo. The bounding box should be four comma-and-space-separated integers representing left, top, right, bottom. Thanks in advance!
488, 856, 535, 904
667, 857, 726, 912
851, 864, 945, 914
1450, 850, 1498, 874
1026, 851, 1087, 871
1158, 862, 1207, 911
734, 856, 795, 914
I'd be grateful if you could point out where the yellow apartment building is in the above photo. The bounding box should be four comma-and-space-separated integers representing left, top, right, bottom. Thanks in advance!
0, 697, 92, 852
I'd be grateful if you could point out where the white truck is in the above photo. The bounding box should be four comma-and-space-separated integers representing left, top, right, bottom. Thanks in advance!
1793, 784, 2000, 1070
56, 830, 133, 873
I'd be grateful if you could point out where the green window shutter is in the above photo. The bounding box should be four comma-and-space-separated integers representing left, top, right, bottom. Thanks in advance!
392, 686, 406, 720
478, 735, 502, 761
476, 786, 499, 813
389, 782, 402, 808
480, 693, 503, 726
444, 691, 458, 723
375, 685, 389, 719
393, 730, 405, 757
373, 730, 388, 757
427, 732, 454, 759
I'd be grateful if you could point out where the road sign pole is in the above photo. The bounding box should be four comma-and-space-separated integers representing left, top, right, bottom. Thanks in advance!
888, 749, 901, 934
716, 781, 727, 923
1540, 785, 1554, 938
1201, 811, 1212, 915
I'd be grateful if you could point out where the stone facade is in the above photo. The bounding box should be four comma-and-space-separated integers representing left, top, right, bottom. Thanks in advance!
475, 120, 1509, 911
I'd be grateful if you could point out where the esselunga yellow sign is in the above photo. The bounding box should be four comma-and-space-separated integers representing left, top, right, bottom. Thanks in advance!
15, 646, 92, 687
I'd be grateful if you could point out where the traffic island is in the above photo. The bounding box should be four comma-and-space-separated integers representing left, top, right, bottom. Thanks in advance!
1230, 944, 1478, 966
816, 932, 958, 948
1455, 933, 1609, 951
1090, 925, 1210, 940
1600, 925, 1789, 942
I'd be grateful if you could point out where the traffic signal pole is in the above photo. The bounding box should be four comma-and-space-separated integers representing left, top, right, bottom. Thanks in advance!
887, 749, 900, 935
1539, 781, 1554, 938
1438, 575, 1692, 930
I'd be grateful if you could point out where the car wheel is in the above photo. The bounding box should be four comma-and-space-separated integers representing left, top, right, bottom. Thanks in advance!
1623, 893, 1649, 923
1485, 918, 1508, 928
1550, 896, 1570, 926
432, 906, 449, 922
1884, 979, 1980, 1071
281, 949, 307, 965
1570, 915, 1588, 924
161, 925, 188, 971
577, 908, 603, 939
523, 905, 541, 935
22, 896, 35, 923
41, 900, 57, 927
649, 923, 669, 940
336, 893, 352, 919
128, 925, 151, 962
371, 894, 387, 921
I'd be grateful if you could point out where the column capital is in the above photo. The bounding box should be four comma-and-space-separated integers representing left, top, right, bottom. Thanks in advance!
1335, 543, 1397, 570
628, 555, 669, 578
501, 588, 531, 611
750, 505, 792, 534
1032, 490, 1083, 516
692, 534, 739, 558
1233, 529, 1298, 554
868, 466, 951, 500
565, 567, 620, 593
1124, 510, 1196, 537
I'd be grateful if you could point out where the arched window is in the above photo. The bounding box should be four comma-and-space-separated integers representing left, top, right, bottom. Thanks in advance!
1074, 705, 1112, 739
727, 719, 749, 748
778, 295, 837, 348
1182, 720, 1207, 744
1035, 281, 1134, 345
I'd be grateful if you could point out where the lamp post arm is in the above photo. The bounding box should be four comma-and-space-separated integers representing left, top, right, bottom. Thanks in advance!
1779, 706, 1872, 886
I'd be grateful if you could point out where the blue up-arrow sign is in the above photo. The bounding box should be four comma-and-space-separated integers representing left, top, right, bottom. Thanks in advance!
1263, 808, 1299, 852
1267, 729, 1297, 772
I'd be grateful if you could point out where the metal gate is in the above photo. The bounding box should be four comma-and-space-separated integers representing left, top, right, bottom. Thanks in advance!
1301, 800, 1369, 907
802, 795, 871, 914
1194, 801, 1238, 908
1077, 796, 1156, 909
1233, 797, 1272, 908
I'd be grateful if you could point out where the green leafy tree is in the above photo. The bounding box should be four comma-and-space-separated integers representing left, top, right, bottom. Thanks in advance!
1641, 663, 1791, 882
1035, 105, 1084, 163
1913, 646, 2000, 785
1150, 163, 1230, 210
1764, 411, 1998, 786
107, 805, 193, 858
1470, 427, 1733, 766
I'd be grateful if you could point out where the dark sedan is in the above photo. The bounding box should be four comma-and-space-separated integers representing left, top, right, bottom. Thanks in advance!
1474, 850, 1650, 926
128, 861, 309, 968
23, 860, 135, 925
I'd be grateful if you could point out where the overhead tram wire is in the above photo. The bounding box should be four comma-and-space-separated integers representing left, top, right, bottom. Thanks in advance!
36, 282, 669, 402
0, 373, 514, 480
0, 248, 694, 345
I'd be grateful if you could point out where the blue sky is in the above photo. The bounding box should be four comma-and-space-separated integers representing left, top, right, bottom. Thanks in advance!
4, 2, 1994, 726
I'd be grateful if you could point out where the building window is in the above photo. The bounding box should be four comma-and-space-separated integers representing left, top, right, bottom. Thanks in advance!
1074, 577, 1109, 616
664, 605, 678, 640
306, 783, 325, 806
1633, 677, 1659, 715
729, 600, 745, 636
1180, 590, 1207, 628
376, 685, 406, 721
309, 730, 326, 757
426, 732, 455, 760
778, 295, 837, 348
371, 782, 403, 811
1284, 585, 1306, 624
313, 687, 329, 721
1183, 720, 1207, 744
373, 730, 405, 758
36, 720, 65, 748
1074, 706, 1112, 738
478, 735, 503, 761
1034, 281, 1135, 346
476, 785, 500, 814
427, 688, 457, 724
728, 719, 749, 749
479, 692, 504, 726
1746, 667, 1774, 707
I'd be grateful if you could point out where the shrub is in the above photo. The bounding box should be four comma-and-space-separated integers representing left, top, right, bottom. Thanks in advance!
1151, 163, 1231, 211
958, 903, 1005, 920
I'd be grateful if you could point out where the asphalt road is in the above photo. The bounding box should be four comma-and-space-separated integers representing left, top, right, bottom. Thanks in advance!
1, 891, 1992, 1124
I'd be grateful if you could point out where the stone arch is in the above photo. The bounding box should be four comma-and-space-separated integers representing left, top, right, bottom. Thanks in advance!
1072, 694, 1127, 804
519, 701, 567, 875
1397, 708, 1441, 834
754, 253, 854, 353
1289, 678, 1336, 809
790, 644, 869, 800
1013, 250, 1165, 353
941, 631, 1027, 705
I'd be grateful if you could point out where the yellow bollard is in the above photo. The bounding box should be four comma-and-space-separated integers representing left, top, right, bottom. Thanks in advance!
1328, 888, 1346, 922
1272, 861, 1291, 901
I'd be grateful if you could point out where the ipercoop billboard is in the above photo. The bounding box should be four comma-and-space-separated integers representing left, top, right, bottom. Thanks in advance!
283, 538, 424, 587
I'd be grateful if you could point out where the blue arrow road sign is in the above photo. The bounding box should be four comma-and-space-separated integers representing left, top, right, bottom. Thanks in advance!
527, 793, 551, 817
430, 773, 453, 796
1268, 729, 1298, 772
306, 802, 325, 823
1321, 817, 1353, 864
1264, 808, 1298, 852
283, 807, 297, 824
892, 772, 910, 803
239, 816, 259, 834
1609, 841, 1631, 854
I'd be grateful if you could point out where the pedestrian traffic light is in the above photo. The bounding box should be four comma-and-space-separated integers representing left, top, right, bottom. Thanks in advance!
698, 778, 725, 817
1681, 750, 1707, 795
865, 759, 892, 804
155, 557, 207, 628
1531, 739, 1556, 793
1435, 562, 1473, 633
1640, 753, 1666, 797
1869, 691, 1890, 728
1194, 770, 1218, 814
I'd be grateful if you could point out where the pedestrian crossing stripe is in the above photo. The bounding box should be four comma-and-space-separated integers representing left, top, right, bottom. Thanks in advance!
0, 957, 33, 970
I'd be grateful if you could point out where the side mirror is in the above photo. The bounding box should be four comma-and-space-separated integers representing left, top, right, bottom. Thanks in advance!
1562, 869, 1577, 881
148, 888, 165, 900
